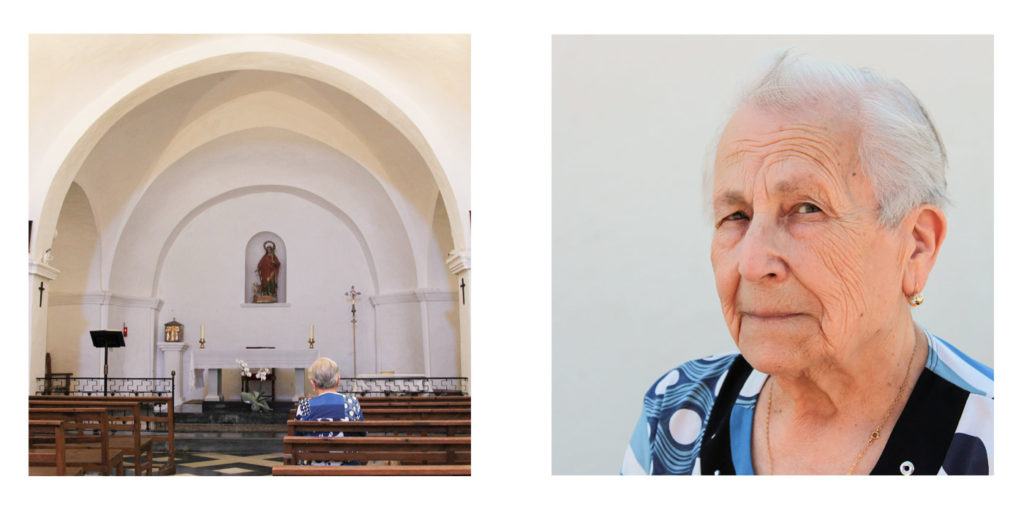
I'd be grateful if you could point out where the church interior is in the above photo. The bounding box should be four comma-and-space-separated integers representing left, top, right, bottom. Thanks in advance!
27, 34, 470, 476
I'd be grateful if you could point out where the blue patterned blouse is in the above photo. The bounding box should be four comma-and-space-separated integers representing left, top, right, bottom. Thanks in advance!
621, 330, 993, 475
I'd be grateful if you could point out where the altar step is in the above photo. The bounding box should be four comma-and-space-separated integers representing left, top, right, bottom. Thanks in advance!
173, 401, 292, 453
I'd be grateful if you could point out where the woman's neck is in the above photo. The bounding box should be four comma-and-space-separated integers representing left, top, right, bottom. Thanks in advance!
770, 318, 925, 426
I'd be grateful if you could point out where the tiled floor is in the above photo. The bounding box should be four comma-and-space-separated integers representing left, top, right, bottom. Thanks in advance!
154, 452, 282, 476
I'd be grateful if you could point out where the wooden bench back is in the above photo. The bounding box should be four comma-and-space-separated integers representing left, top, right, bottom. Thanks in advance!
272, 464, 471, 476
28, 395, 174, 475
360, 408, 471, 420
282, 436, 471, 465
289, 406, 471, 420
286, 419, 471, 436
28, 419, 70, 475
30, 400, 141, 440
28, 407, 113, 474
358, 395, 470, 401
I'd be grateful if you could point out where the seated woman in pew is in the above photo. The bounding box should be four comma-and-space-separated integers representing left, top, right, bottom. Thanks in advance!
295, 357, 365, 465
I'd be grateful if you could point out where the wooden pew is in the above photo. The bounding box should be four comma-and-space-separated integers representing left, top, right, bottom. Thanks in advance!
289, 407, 470, 420
30, 399, 153, 476
28, 420, 84, 476
272, 465, 470, 476
358, 395, 470, 401
287, 419, 470, 437
348, 401, 471, 408
360, 408, 471, 420
29, 395, 175, 475
283, 419, 471, 465
28, 408, 124, 475
282, 436, 471, 466
358, 396, 470, 406
289, 397, 470, 417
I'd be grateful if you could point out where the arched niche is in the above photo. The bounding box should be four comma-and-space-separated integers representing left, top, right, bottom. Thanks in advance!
244, 232, 286, 304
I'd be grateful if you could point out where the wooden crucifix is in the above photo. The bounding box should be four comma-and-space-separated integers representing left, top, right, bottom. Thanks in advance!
38, 281, 45, 308
460, 278, 466, 305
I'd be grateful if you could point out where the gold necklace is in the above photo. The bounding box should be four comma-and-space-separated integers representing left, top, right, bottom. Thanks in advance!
764, 339, 919, 475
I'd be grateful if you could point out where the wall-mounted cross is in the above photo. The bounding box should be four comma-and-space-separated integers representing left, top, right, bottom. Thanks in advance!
38, 281, 45, 308
460, 278, 466, 305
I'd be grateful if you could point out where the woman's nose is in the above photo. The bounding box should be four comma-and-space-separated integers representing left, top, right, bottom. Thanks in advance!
736, 215, 787, 282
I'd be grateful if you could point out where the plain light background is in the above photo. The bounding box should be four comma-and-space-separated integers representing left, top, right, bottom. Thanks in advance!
553, 35, 993, 475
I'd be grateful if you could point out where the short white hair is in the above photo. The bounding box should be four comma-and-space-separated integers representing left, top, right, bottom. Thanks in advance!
309, 357, 340, 389
705, 51, 949, 228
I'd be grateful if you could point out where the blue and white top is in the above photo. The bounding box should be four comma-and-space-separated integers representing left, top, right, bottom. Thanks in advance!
621, 330, 993, 475
296, 391, 364, 428
296, 391, 365, 465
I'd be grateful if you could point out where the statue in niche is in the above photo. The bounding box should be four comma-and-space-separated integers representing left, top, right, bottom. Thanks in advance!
253, 241, 281, 303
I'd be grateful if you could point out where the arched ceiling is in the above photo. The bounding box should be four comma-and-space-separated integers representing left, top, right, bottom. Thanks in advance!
74, 69, 441, 290
30, 35, 470, 271
108, 127, 417, 297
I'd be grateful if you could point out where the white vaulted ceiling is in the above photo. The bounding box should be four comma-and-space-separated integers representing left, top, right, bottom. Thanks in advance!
30, 35, 470, 296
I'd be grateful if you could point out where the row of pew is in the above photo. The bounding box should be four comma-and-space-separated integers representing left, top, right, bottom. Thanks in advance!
28, 393, 469, 476
27, 395, 175, 476
275, 394, 471, 476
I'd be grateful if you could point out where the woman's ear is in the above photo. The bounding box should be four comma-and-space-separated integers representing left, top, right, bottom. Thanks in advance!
901, 205, 947, 297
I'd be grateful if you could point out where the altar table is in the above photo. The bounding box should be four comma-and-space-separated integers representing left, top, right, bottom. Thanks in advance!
192, 349, 319, 402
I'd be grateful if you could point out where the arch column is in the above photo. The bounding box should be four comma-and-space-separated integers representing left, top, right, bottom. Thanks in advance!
447, 250, 470, 389
28, 260, 60, 393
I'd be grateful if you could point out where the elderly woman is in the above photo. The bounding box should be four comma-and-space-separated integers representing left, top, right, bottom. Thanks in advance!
621, 53, 993, 475
296, 357, 364, 430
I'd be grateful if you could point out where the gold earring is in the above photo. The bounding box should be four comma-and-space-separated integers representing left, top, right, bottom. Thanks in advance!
907, 292, 924, 307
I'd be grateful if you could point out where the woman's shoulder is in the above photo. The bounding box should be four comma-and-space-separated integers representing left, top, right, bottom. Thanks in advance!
923, 329, 993, 398
623, 352, 742, 475
640, 352, 741, 416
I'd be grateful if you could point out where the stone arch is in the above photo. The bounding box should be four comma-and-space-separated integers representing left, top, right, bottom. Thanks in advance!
33, 36, 467, 269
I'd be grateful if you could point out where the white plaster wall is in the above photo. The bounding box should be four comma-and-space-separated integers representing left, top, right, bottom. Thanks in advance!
553, 35, 993, 474
106, 303, 158, 378
45, 182, 104, 377
46, 300, 102, 378
47, 183, 102, 294
426, 299, 460, 376
156, 192, 377, 378
108, 129, 416, 296
372, 300, 425, 374
46, 303, 94, 376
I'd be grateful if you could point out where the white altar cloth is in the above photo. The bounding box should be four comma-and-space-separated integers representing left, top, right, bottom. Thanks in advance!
192, 349, 320, 402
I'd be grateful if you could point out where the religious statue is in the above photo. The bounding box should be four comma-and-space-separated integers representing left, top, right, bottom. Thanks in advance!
253, 241, 281, 303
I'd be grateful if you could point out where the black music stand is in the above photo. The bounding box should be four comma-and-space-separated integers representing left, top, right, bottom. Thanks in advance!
90, 330, 125, 396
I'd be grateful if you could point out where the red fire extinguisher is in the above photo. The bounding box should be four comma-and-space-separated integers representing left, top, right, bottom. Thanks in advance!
122, 322, 128, 338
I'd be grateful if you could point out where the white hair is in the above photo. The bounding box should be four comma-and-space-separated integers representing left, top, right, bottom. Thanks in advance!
309, 357, 341, 389
705, 51, 949, 228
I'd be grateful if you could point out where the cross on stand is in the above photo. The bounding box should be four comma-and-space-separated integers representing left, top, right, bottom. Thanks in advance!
345, 286, 362, 379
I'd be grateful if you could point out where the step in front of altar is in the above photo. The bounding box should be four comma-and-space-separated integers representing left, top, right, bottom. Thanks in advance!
173, 400, 291, 453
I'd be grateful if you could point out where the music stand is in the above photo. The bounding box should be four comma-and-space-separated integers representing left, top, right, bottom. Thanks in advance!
90, 330, 125, 396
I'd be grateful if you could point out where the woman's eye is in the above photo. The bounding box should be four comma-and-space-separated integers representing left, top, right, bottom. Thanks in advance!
722, 211, 749, 222
795, 203, 821, 214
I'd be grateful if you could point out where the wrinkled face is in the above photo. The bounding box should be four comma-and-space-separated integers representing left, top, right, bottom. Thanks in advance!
710, 105, 911, 374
